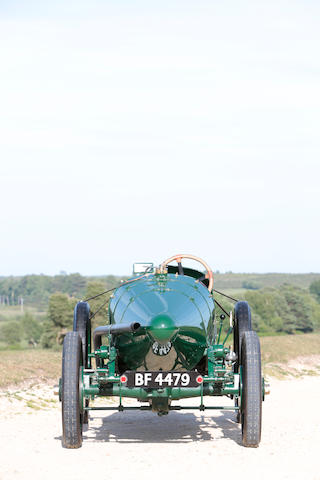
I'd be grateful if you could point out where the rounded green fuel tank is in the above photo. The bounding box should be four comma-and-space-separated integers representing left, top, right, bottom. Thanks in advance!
108, 272, 215, 372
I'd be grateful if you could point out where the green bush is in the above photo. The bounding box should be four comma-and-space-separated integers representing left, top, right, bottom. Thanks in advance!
244, 284, 319, 335
310, 280, 320, 302
21, 312, 43, 345
242, 281, 260, 290
1, 321, 22, 345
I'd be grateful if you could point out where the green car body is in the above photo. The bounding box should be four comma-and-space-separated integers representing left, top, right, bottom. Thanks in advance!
109, 271, 215, 372
60, 256, 265, 449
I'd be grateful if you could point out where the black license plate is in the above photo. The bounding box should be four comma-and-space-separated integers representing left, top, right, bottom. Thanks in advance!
124, 371, 201, 388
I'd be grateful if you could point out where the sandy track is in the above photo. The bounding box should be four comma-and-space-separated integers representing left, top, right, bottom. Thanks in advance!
0, 376, 320, 480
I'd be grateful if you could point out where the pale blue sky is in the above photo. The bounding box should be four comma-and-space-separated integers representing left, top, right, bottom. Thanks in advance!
0, 1, 319, 275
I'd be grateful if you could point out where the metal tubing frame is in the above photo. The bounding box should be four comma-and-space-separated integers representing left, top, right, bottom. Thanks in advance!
84, 405, 240, 411
222, 327, 233, 346
217, 318, 224, 344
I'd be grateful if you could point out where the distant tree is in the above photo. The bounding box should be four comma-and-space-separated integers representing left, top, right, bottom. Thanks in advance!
268, 315, 283, 333
310, 280, 320, 302
242, 281, 260, 290
0, 273, 124, 309
245, 285, 314, 335
310, 298, 320, 331
47, 293, 75, 329
40, 328, 57, 349
282, 285, 313, 333
41, 293, 77, 348
21, 312, 43, 346
1, 321, 22, 345
68, 273, 87, 297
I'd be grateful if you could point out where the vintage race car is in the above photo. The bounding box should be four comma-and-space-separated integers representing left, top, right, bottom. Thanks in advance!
59, 254, 266, 448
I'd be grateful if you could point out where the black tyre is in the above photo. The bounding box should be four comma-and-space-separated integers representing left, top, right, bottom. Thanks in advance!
73, 301, 91, 369
240, 331, 262, 447
234, 301, 252, 372
62, 332, 83, 449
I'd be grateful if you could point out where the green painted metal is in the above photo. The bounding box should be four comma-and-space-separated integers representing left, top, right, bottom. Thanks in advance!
108, 346, 117, 376
58, 265, 265, 419
108, 271, 215, 372
217, 317, 224, 344
87, 328, 92, 368
149, 314, 176, 342
222, 327, 233, 346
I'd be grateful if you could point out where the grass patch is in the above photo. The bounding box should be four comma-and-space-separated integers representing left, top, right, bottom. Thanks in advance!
0, 305, 46, 322
260, 333, 320, 378
0, 349, 61, 388
12, 393, 24, 401
26, 400, 41, 410
260, 333, 320, 365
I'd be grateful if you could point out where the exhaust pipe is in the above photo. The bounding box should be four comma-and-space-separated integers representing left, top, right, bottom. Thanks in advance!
93, 322, 141, 352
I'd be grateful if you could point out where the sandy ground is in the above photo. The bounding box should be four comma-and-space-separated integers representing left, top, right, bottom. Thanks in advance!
0, 375, 320, 480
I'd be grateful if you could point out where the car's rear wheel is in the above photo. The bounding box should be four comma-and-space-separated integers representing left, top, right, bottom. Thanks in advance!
233, 301, 252, 422
62, 332, 83, 448
234, 301, 252, 371
73, 301, 91, 369
240, 331, 262, 447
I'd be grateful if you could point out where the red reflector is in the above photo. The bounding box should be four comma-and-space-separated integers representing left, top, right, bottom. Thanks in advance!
196, 375, 203, 384
120, 375, 127, 384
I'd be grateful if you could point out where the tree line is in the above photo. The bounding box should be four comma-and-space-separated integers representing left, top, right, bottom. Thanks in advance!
0, 276, 122, 349
0, 273, 126, 308
1, 275, 320, 348
202, 283, 320, 337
